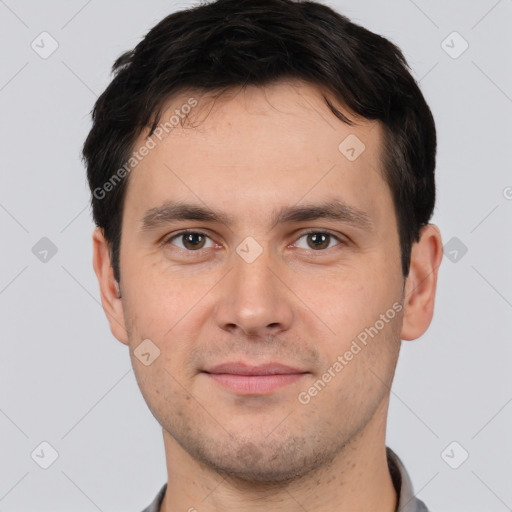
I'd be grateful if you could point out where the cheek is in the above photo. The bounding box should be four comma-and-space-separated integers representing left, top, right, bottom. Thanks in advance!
294, 269, 387, 340
297, 265, 403, 371
327, 318, 401, 401
130, 353, 191, 426
121, 259, 200, 337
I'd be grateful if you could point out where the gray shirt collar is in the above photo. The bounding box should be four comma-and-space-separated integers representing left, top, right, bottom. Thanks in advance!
387, 447, 429, 512
141, 447, 429, 512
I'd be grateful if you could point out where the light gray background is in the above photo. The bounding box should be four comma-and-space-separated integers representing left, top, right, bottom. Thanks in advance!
0, 0, 511, 510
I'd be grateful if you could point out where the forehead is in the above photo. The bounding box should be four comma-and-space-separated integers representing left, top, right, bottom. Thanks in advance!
123, 80, 390, 228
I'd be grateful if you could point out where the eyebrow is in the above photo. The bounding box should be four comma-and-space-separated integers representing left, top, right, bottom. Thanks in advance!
140, 198, 373, 232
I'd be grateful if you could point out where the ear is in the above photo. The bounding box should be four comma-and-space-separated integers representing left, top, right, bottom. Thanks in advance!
401, 224, 443, 341
92, 227, 129, 345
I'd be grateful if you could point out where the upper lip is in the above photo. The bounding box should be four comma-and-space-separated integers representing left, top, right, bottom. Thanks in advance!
204, 362, 307, 376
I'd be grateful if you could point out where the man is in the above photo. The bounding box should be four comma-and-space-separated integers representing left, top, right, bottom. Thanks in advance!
83, 0, 443, 510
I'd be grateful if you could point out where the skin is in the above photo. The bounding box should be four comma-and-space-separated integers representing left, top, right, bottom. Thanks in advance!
92, 80, 443, 512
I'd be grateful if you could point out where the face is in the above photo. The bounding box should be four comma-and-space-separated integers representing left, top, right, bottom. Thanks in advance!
98, 81, 411, 483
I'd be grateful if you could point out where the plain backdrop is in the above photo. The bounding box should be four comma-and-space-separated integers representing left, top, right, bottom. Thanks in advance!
0, 0, 511, 510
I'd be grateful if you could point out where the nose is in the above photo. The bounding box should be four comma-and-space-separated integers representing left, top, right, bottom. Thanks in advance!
212, 244, 294, 339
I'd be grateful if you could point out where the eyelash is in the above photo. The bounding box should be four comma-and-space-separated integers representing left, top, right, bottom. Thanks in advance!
162, 229, 345, 254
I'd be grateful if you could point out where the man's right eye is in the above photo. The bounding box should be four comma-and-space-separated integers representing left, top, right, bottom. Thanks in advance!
164, 230, 216, 251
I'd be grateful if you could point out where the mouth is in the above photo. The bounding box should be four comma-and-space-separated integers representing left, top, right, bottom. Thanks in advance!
202, 362, 309, 395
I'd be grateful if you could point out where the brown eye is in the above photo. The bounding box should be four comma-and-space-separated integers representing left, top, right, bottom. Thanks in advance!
307, 233, 329, 250
295, 231, 341, 251
167, 231, 213, 251
182, 233, 206, 250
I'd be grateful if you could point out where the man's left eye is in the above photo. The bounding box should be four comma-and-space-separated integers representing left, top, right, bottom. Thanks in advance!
294, 232, 342, 250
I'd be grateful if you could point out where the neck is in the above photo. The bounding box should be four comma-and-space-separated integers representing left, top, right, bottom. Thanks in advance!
160, 399, 397, 512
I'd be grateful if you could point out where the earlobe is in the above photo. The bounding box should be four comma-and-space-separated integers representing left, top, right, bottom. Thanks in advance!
92, 227, 129, 345
401, 224, 443, 341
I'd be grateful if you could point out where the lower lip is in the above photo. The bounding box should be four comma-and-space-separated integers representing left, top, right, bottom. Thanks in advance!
205, 373, 306, 394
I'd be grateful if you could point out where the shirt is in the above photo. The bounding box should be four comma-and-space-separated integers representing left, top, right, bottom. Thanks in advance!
141, 447, 429, 512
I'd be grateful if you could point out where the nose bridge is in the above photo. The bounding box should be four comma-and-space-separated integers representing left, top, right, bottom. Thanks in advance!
235, 240, 273, 301
214, 237, 293, 336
